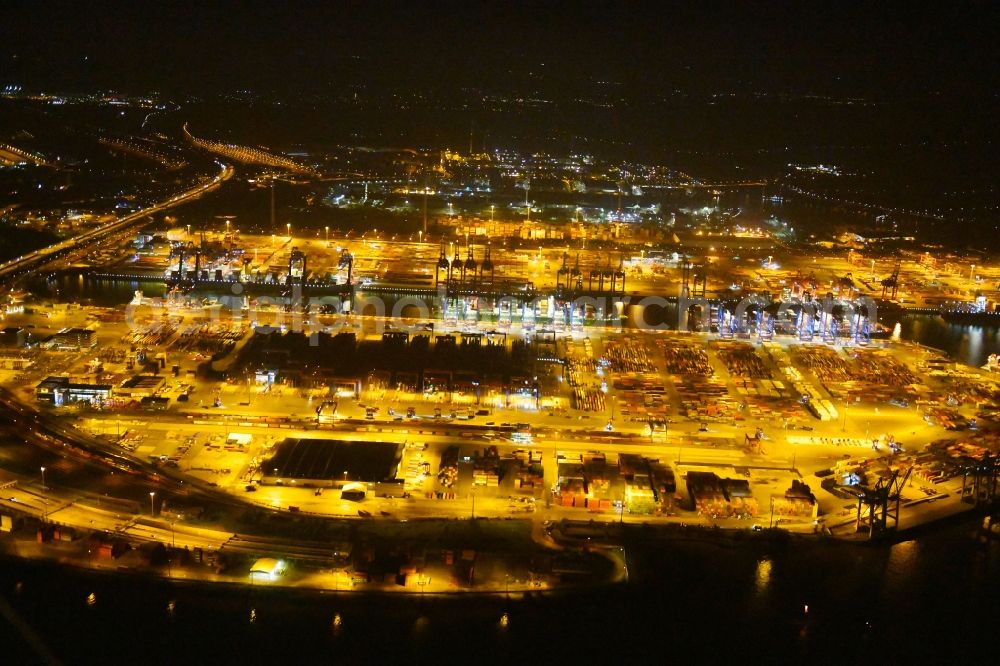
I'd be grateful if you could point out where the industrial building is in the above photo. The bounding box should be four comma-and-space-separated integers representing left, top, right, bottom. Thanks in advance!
0, 326, 26, 347
685, 471, 759, 519
35, 376, 112, 405
116, 374, 166, 398
40, 328, 96, 351
262, 438, 401, 488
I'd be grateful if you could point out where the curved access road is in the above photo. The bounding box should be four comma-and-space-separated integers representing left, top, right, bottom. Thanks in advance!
0, 160, 234, 286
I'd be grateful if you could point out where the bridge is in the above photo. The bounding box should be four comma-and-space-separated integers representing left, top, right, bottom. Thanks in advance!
183, 123, 318, 177
0, 142, 57, 168
0, 160, 233, 287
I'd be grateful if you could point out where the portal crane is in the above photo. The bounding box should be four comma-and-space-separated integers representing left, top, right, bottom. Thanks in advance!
854, 466, 912, 537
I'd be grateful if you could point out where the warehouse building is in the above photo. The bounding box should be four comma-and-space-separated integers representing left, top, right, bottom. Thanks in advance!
262, 438, 401, 488
36, 376, 112, 405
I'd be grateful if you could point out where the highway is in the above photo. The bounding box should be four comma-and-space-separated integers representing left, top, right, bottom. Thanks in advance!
0, 159, 234, 286
0, 386, 252, 513
183, 123, 318, 176
0, 484, 233, 551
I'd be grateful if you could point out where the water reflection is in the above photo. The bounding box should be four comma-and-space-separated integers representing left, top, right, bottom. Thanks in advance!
899, 315, 1000, 367
754, 557, 772, 595
31, 275, 165, 307
411, 615, 429, 639
883, 539, 918, 594
966, 327, 984, 364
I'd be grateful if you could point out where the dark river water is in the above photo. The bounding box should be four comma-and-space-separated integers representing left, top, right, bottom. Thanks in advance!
896, 315, 1000, 368
0, 516, 997, 663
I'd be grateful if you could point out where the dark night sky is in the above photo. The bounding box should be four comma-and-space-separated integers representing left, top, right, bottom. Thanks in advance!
2, 0, 998, 211
1, 1, 997, 100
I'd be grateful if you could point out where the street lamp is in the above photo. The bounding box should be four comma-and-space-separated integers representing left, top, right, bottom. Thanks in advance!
325, 226, 329, 243
490, 205, 495, 223
149, 491, 156, 516
287, 223, 292, 238
40, 466, 46, 491
418, 576, 428, 600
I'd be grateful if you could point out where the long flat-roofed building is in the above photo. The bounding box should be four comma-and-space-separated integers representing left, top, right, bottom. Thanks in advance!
40, 328, 96, 351
262, 438, 401, 488
116, 374, 165, 398
36, 376, 112, 405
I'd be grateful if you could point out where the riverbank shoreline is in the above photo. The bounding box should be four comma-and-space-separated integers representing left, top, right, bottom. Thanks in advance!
0, 507, 990, 601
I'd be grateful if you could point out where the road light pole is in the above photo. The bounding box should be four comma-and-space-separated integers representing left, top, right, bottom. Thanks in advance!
270, 177, 276, 234
40, 466, 46, 491
149, 491, 156, 516
784, 419, 796, 471
422, 175, 428, 235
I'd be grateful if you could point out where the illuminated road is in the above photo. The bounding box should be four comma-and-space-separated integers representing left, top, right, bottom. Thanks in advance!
0, 160, 234, 285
